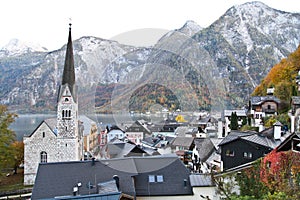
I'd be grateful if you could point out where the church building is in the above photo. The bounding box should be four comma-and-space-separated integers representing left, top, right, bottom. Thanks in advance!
23, 24, 83, 185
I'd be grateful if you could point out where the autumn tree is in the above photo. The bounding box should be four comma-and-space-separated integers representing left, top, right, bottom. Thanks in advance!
175, 114, 186, 122
11, 141, 24, 174
0, 105, 17, 173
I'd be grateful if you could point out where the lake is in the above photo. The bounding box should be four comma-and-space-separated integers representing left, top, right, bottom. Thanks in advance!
9, 113, 167, 141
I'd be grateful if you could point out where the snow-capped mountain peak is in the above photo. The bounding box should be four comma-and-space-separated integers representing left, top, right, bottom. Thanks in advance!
178, 20, 202, 36
0, 38, 48, 57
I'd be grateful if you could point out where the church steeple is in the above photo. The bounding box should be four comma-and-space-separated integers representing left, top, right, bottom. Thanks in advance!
62, 23, 75, 93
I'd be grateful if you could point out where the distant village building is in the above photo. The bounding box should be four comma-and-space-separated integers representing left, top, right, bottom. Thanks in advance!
23, 24, 84, 185
249, 93, 280, 127
222, 109, 247, 137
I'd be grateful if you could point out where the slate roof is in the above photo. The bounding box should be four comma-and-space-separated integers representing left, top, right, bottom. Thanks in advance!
106, 140, 150, 158
194, 138, 216, 162
25, 119, 57, 137
79, 115, 97, 136
171, 137, 194, 148
32, 160, 136, 199
189, 174, 215, 187
175, 126, 198, 136
218, 130, 293, 149
32, 155, 192, 199
251, 96, 280, 105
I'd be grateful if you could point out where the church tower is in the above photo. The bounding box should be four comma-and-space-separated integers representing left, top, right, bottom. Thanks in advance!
56, 23, 81, 161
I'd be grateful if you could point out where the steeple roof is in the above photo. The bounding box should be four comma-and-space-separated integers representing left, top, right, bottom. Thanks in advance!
62, 23, 75, 89
57, 23, 77, 102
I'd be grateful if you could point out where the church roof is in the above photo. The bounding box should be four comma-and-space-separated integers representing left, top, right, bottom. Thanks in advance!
62, 23, 75, 89
58, 23, 76, 102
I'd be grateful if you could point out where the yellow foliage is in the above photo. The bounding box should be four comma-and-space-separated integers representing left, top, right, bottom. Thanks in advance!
175, 114, 186, 122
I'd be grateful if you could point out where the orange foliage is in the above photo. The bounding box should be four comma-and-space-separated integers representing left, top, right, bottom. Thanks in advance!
253, 45, 300, 98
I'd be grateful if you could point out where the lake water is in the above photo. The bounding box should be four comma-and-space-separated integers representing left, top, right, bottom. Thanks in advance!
9, 113, 166, 141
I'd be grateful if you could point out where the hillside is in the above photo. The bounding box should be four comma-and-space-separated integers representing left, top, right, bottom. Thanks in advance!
253, 45, 300, 102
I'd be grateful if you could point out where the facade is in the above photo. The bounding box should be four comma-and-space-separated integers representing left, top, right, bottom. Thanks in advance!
125, 120, 151, 144
23, 24, 82, 185
218, 124, 292, 171
223, 109, 247, 137
249, 95, 280, 127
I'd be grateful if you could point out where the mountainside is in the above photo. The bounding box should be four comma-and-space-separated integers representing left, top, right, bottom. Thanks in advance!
0, 1, 300, 113
253, 44, 300, 104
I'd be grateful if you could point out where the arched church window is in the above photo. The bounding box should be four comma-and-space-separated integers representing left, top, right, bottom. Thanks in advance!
40, 151, 47, 163
68, 110, 71, 117
42, 132, 45, 138
62, 110, 65, 118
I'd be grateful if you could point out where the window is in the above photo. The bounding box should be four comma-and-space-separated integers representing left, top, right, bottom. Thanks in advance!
157, 175, 164, 182
225, 150, 235, 157
42, 132, 45, 138
243, 152, 253, 159
62, 109, 71, 119
148, 175, 155, 183
40, 151, 47, 163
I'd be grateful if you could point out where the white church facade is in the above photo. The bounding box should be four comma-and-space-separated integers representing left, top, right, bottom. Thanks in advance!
24, 24, 83, 185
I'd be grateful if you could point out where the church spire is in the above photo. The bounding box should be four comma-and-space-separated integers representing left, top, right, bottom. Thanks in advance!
62, 23, 75, 90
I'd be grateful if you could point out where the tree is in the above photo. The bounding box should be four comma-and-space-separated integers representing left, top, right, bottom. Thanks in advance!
175, 114, 186, 122
11, 141, 24, 174
230, 112, 238, 130
0, 105, 17, 172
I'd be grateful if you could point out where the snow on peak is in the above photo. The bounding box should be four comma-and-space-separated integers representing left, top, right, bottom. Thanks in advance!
179, 20, 202, 36
0, 38, 48, 56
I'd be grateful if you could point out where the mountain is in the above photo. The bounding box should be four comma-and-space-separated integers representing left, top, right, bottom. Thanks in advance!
0, 1, 300, 113
0, 39, 47, 57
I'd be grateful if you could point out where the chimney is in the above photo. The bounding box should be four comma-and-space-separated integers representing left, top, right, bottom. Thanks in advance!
259, 122, 264, 132
113, 175, 120, 191
273, 121, 282, 140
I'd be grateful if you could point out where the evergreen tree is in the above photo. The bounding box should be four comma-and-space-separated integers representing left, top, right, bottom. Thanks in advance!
230, 112, 238, 130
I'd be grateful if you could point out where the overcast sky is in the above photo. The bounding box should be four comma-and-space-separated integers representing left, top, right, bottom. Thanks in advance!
0, 0, 299, 50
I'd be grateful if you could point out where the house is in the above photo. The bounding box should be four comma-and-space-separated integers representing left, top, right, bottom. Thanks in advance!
223, 109, 247, 137
249, 95, 280, 127
174, 126, 198, 137
290, 96, 300, 133
218, 123, 293, 171
107, 126, 125, 142
80, 115, 99, 154
193, 138, 216, 173
105, 139, 159, 158
31, 155, 193, 199
171, 137, 195, 165
189, 174, 216, 200
125, 120, 152, 144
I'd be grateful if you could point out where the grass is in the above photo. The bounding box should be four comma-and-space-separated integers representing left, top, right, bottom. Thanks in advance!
0, 168, 32, 195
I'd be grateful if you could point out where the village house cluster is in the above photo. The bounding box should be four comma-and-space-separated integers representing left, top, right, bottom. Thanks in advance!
24, 25, 300, 199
